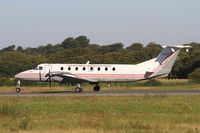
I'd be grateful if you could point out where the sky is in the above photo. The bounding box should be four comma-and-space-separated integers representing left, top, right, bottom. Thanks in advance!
0, 0, 200, 49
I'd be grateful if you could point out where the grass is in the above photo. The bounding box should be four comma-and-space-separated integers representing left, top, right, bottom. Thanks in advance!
0, 96, 200, 133
0, 79, 200, 132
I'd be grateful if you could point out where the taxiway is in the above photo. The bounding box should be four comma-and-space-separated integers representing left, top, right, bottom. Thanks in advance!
0, 89, 200, 97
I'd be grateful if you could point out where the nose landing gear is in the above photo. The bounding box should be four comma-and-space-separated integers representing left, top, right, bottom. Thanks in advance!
16, 80, 21, 93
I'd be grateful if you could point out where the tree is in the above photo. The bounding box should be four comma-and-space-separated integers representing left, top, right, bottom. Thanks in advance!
188, 67, 200, 81
144, 43, 162, 59
0, 51, 47, 77
172, 46, 200, 78
61, 36, 90, 49
16, 46, 23, 51
146, 42, 162, 49
126, 43, 143, 51
74, 36, 90, 48
1, 45, 15, 52
61, 37, 75, 49
97, 43, 124, 53
0, 35, 199, 79
36, 44, 63, 56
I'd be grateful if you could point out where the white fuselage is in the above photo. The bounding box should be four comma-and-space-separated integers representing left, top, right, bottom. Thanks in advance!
15, 63, 148, 83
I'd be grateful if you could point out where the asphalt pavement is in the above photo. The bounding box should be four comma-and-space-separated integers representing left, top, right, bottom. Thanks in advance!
0, 89, 200, 97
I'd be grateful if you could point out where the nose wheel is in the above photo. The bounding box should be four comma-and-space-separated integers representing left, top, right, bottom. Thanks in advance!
16, 87, 21, 93
16, 80, 21, 93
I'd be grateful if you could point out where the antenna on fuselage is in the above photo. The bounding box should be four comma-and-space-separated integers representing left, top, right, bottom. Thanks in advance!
86, 61, 90, 65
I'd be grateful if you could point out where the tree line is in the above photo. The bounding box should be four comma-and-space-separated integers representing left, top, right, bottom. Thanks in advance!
0, 35, 200, 80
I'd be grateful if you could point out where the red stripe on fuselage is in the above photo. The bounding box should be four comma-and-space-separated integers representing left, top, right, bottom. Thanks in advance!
76, 74, 145, 79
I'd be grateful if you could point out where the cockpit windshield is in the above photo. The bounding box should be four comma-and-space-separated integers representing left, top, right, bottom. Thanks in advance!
34, 66, 43, 70
39, 67, 43, 70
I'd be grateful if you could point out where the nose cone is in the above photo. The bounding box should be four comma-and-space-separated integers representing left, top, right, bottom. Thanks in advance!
15, 70, 41, 81
15, 72, 24, 80
15, 70, 31, 81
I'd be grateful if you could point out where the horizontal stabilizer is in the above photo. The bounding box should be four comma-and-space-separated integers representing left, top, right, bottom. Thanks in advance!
162, 45, 192, 49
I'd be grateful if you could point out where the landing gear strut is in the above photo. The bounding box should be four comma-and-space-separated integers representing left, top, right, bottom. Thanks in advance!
16, 80, 21, 93
75, 84, 82, 93
93, 84, 100, 92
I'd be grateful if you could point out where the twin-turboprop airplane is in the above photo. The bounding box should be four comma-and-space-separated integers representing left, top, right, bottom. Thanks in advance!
15, 45, 191, 93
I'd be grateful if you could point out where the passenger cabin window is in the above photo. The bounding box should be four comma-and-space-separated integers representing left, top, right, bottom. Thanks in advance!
61, 67, 64, 71
105, 67, 108, 71
98, 67, 100, 71
39, 67, 43, 70
68, 67, 71, 71
75, 67, 78, 71
83, 67, 86, 71
90, 67, 93, 71
112, 67, 116, 71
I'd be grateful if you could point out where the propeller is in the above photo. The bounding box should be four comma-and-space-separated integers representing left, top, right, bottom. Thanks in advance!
49, 76, 52, 89
45, 69, 52, 89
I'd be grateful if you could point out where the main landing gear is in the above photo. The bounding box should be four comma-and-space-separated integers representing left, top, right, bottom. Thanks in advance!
74, 83, 101, 92
75, 84, 82, 93
93, 84, 100, 92
16, 80, 21, 93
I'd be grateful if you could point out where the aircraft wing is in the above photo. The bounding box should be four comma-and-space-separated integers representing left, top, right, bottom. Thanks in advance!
47, 72, 98, 84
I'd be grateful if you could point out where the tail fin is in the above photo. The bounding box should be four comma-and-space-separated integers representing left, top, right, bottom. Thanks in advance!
137, 45, 191, 78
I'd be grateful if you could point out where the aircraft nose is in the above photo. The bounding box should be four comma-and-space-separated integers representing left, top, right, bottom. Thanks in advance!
15, 72, 24, 80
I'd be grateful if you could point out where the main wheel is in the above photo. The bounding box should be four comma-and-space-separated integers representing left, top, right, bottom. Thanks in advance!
16, 87, 21, 93
93, 85, 100, 92
75, 87, 82, 93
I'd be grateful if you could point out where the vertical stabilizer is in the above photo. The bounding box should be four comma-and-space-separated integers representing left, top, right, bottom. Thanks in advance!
138, 45, 191, 78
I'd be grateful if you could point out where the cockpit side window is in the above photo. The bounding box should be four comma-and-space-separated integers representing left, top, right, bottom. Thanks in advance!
39, 66, 43, 70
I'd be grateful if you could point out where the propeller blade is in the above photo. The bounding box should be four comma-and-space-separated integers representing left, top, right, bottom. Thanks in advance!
49, 77, 52, 88
48, 69, 52, 89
